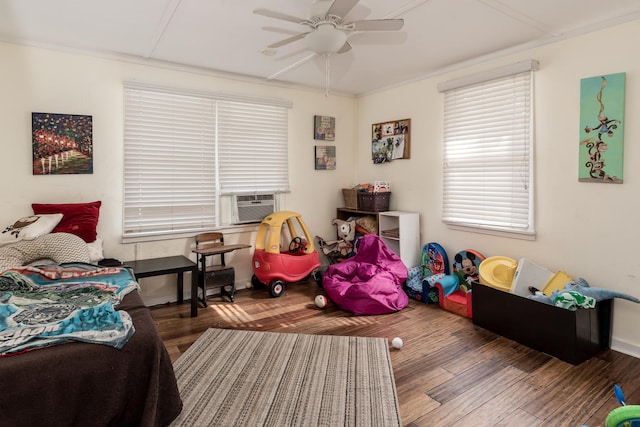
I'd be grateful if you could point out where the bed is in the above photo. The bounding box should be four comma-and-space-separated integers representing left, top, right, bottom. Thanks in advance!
0, 229, 183, 426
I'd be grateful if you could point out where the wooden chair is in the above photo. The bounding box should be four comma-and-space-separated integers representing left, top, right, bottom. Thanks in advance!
195, 232, 236, 306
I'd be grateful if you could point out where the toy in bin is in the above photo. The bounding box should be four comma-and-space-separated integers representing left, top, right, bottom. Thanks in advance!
251, 211, 322, 298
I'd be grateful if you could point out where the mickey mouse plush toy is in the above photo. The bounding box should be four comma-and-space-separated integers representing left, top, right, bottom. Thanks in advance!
454, 251, 480, 291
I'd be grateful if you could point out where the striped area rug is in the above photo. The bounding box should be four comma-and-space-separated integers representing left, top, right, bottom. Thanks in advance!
171, 328, 401, 427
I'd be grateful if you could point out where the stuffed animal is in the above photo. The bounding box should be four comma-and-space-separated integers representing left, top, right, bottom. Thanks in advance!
317, 219, 357, 262
529, 277, 640, 310
331, 219, 355, 242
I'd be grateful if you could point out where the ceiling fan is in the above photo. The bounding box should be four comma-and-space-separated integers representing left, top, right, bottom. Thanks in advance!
254, 0, 404, 56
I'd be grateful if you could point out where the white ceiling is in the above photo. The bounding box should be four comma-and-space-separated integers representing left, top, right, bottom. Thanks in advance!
1, 0, 640, 96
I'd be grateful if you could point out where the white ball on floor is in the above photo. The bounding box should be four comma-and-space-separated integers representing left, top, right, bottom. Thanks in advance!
315, 295, 327, 308
391, 337, 403, 349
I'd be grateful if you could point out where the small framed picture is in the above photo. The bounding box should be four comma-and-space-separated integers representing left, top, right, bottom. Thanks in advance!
315, 145, 336, 170
371, 118, 410, 163
314, 115, 335, 141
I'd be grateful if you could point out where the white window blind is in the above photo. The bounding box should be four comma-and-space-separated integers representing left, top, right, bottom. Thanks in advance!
218, 100, 289, 194
441, 64, 535, 236
123, 83, 290, 240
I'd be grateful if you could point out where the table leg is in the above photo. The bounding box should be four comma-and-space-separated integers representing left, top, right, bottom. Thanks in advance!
190, 267, 198, 317
177, 272, 184, 304
199, 255, 208, 308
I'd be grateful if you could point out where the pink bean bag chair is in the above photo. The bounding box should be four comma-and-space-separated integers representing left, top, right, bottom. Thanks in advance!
323, 234, 409, 315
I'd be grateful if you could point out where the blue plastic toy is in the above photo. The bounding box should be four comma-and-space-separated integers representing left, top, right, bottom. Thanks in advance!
604, 385, 640, 427
581, 385, 640, 427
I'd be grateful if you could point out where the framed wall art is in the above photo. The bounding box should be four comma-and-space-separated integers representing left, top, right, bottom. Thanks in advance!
314, 115, 335, 141
579, 72, 625, 183
315, 145, 336, 170
32, 112, 93, 175
371, 118, 410, 164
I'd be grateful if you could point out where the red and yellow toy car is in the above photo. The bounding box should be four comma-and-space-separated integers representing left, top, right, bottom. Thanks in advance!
251, 211, 322, 297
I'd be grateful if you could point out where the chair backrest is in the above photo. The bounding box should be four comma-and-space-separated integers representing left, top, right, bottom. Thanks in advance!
421, 242, 450, 277
195, 232, 224, 251
452, 249, 485, 292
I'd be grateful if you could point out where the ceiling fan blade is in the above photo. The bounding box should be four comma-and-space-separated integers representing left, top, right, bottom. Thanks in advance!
267, 53, 318, 81
262, 26, 302, 35
337, 41, 352, 54
327, 0, 359, 18
268, 32, 309, 49
254, 8, 308, 25
350, 18, 404, 31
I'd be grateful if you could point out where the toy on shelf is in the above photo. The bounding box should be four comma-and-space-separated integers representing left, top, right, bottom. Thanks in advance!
374, 181, 391, 192
434, 249, 485, 318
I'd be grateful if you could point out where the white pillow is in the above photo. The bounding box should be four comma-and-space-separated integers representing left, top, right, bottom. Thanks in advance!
86, 237, 104, 263
0, 214, 63, 246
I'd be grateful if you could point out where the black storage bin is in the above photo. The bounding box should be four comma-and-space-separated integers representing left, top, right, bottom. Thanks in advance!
358, 192, 391, 212
472, 283, 612, 365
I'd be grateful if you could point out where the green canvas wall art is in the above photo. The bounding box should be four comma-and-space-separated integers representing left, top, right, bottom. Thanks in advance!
579, 72, 625, 183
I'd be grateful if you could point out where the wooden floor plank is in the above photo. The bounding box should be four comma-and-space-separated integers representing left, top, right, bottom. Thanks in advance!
416, 365, 528, 426
455, 380, 540, 426
426, 357, 509, 404
494, 408, 543, 426
544, 374, 611, 426
150, 282, 640, 426
400, 393, 441, 426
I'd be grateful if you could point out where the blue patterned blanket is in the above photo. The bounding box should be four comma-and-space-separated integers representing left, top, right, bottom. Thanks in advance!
0, 263, 139, 355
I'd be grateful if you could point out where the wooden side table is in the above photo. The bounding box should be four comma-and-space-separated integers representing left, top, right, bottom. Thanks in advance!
123, 255, 199, 317
192, 244, 251, 305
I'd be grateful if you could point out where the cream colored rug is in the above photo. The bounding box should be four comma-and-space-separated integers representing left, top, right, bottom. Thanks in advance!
171, 328, 401, 426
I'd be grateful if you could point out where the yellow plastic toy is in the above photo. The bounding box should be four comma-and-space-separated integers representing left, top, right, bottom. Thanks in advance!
252, 211, 321, 297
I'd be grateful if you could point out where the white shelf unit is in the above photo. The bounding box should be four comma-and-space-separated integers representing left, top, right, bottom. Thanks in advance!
378, 211, 420, 268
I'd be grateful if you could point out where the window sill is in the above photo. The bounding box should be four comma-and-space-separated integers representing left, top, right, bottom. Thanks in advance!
122, 223, 260, 244
444, 222, 536, 241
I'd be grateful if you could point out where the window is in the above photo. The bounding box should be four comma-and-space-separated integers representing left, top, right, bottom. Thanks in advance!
439, 60, 538, 239
123, 83, 291, 241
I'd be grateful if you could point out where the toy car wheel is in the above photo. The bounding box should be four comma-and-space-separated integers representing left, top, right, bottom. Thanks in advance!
251, 274, 264, 289
269, 280, 285, 298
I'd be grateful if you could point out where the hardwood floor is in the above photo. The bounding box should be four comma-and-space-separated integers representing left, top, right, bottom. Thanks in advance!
151, 281, 640, 427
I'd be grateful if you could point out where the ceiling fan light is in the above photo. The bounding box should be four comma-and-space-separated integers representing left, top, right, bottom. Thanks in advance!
305, 24, 347, 54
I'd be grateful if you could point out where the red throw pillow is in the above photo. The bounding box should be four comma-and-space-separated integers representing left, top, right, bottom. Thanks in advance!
32, 201, 101, 243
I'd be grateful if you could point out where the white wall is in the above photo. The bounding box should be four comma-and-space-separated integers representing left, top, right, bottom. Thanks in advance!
0, 41, 356, 303
357, 20, 640, 354
2, 19, 639, 355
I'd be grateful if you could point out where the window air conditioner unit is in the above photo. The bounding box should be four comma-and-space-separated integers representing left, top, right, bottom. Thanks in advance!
233, 194, 276, 224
